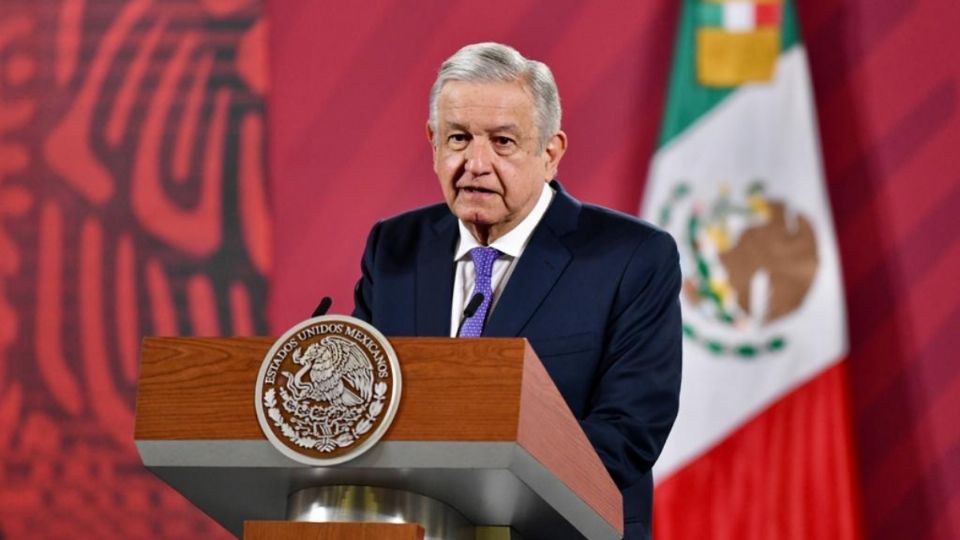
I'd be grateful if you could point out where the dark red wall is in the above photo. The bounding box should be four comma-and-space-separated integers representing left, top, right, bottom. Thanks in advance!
800, 1, 960, 538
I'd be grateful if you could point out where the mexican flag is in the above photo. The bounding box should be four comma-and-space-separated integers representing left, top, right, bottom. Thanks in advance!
642, 0, 861, 537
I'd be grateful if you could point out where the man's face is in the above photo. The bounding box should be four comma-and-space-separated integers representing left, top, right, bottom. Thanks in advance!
428, 80, 566, 244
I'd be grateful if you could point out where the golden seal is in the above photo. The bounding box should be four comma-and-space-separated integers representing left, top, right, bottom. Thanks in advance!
255, 316, 401, 465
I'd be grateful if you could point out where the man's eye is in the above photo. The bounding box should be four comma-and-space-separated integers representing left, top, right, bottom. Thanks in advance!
494, 136, 515, 146
447, 134, 469, 148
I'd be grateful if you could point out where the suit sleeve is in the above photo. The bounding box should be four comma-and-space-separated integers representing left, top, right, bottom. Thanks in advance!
580, 229, 682, 489
352, 220, 383, 323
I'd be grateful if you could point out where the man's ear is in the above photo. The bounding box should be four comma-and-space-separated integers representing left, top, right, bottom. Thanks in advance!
426, 122, 437, 151
426, 122, 440, 172
543, 130, 568, 180
428, 122, 444, 173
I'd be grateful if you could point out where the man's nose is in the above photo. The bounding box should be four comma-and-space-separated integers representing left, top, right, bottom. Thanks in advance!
464, 138, 494, 175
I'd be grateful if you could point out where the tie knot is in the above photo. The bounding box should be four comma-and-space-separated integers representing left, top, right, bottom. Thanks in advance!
469, 246, 500, 277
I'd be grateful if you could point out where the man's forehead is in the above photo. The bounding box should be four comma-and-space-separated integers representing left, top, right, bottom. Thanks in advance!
440, 80, 533, 107
437, 80, 535, 127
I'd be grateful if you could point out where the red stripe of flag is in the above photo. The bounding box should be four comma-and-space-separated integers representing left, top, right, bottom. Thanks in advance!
654, 362, 862, 539
756, 4, 782, 27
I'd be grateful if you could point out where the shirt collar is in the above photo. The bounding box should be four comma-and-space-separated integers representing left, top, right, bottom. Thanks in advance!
455, 182, 555, 261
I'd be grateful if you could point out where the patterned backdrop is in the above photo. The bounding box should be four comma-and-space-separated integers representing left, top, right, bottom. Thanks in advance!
0, 0, 266, 538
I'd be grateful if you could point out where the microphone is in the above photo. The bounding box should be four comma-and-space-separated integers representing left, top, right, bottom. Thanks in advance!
456, 292, 485, 337
311, 296, 333, 317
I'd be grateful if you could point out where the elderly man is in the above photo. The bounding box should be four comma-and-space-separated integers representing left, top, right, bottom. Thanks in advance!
353, 42, 681, 540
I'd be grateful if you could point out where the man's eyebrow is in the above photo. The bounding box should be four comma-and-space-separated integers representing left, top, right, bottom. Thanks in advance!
442, 122, 522, 135
489, 124, 521, 135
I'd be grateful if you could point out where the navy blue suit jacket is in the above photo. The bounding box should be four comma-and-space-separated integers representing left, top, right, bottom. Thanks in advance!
353, 182, 682, 538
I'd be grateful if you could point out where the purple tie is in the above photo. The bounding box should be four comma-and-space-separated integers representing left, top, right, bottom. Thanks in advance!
459, 246, 500, 337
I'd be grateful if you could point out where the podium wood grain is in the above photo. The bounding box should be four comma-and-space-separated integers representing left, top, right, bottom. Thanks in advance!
516, 345, 621, 529
135, 337, 524, 441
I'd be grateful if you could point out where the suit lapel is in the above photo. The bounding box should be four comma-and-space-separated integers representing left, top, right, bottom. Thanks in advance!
415, 214, 458, 336
484, 183, 580, 337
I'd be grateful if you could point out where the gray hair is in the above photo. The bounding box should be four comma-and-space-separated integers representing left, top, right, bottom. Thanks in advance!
428, 42, 561, 152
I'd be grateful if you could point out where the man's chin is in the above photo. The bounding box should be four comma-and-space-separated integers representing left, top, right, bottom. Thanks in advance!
459, 214, 495, 227
452, 203, 500, 226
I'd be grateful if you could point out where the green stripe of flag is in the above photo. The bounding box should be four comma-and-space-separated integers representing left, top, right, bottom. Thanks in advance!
657, 0, 801, 148
697, 3, 724, 27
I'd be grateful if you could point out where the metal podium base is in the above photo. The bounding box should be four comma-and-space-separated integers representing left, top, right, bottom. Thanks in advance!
287, 485, 480, 540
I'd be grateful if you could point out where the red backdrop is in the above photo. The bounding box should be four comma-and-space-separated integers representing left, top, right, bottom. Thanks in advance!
267, 2, 960, 540
802, 2, 959, 538
1, 0, 957, 538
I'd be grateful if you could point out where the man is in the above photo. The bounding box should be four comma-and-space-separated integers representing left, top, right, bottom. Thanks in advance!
353, 42, 681, 540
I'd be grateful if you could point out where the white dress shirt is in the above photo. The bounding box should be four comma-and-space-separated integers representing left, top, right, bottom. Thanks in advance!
448, 182, 555, 336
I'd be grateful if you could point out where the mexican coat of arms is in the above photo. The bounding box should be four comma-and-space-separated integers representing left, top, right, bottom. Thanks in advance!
255, 316, 401, 465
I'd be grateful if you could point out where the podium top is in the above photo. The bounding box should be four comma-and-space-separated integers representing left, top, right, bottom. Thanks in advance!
136, 336, 622, 539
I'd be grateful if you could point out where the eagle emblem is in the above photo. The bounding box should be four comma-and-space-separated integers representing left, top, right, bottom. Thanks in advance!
656, 181, 819, 357
285, 337, 373, 407
255, 316, 401, 465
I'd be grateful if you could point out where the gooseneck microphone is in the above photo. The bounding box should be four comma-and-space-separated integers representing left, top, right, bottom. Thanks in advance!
311, 296, 333, 317
456, 292, 485, 337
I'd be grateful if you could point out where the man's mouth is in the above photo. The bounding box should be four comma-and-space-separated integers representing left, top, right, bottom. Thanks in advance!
460, 186, 496, 194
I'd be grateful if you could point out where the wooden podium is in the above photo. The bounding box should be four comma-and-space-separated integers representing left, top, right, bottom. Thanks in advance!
135, 336, 623, 540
